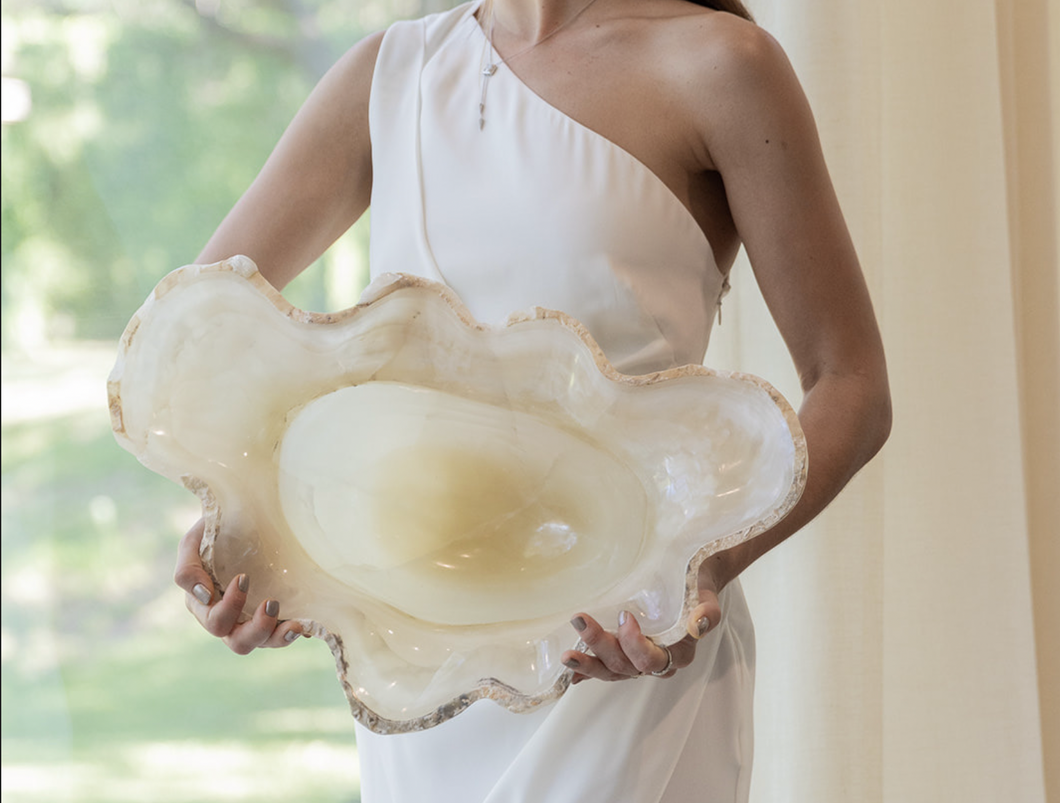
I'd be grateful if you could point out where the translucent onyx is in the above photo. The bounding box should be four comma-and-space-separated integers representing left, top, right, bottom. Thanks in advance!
109, 257, 807, 733
279, 382, 647, 626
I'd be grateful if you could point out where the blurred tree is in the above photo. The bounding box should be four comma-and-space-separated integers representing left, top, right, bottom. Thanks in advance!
0, 0, 410, 348
0, 3, 447, 801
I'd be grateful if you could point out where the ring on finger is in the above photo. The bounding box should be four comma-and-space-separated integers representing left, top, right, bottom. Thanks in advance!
649, 644, 675, 677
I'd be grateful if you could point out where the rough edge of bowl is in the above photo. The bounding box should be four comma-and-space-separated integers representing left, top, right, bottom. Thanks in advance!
108, 256, 807, 734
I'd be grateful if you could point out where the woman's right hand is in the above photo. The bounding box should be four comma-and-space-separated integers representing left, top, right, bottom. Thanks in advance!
174, 519, 304, 654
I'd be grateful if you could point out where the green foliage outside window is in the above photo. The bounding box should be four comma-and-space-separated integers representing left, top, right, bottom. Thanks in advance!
1, 1, 451, 800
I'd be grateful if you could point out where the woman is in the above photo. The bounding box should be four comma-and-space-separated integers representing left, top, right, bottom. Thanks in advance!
174, 0, 891, 799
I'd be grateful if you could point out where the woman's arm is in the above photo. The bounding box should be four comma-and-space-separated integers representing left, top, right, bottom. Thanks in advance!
565, 17, 891, 681
196, 31, 383, 287
693, 20, 892, 588
172, 31, 383, 654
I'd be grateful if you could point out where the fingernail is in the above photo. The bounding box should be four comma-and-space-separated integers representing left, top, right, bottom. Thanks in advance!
284, 629, 300, 643
571, 616, 587, 632
265, 599, 280, 617
191, 583, 212, 605
563, 657, 580, 669
237, 573, 249, 593
696, 616, 711, 637
618, 610, 629, 626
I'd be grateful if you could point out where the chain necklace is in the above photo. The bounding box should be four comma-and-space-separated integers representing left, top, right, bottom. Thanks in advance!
478, 0, 602, 130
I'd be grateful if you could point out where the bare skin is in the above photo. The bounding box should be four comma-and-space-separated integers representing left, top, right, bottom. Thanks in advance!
174, 0, 892, 680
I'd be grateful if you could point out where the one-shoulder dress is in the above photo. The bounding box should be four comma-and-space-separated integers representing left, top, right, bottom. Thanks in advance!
356, 4, 756, 801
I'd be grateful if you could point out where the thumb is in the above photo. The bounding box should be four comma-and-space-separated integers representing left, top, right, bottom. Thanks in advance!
686, 585, 722, 640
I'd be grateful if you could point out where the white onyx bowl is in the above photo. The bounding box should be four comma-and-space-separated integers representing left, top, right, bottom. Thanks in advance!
109, 256, 806, 733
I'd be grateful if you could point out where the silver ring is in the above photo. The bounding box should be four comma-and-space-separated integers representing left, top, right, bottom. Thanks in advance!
649, 644, 674, 677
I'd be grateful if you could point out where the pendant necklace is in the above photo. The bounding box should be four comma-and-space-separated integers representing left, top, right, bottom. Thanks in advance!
478, 0, 601, 130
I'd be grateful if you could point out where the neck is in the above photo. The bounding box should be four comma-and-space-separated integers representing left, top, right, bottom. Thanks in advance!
485, 0, 602, 44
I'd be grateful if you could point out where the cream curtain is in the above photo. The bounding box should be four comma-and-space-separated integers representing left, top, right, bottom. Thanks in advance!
707, 1, 1059, 800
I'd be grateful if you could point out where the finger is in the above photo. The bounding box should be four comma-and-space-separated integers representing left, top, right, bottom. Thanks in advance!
261, 620, 308, 649
223, 597, 282, 655
186, 572, 250, 638
669, 634, 698, 671
568, 613, 639, 676
618, 611, 699, 677
561, 650, 628, 682
174, 519, 215, 606
686, 587, 722, 641
616, 610, 674, 675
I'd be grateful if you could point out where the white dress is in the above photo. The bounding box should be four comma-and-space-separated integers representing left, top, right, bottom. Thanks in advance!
357, 4, 756, 801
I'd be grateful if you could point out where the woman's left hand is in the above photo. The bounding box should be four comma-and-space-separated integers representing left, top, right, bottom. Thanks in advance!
561, 557, 725, 683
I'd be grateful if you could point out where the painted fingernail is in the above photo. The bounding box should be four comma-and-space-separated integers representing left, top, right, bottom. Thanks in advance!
696, 616, 711, 637
265, 599, 280, 617
563, 657, 580, 669
284, 629, 300, 643
618, 610, 629, 626
571, 616, 587, 632
237, 573, 249, 593
191, 583, 212, 605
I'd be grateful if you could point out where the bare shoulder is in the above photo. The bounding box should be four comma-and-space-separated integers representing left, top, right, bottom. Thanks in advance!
348, 28, 386, 74
640, 5, 789, 89
678, 10, 785, 75
269, 28, 386, 184
195, 28, 387, 283
256, 26, 387, 178
322, 28, 386, 107
650, 8, 817, 172
276, 28, 385, 155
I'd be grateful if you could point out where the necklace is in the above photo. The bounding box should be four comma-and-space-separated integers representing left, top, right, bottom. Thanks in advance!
478, 0, 601, 130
